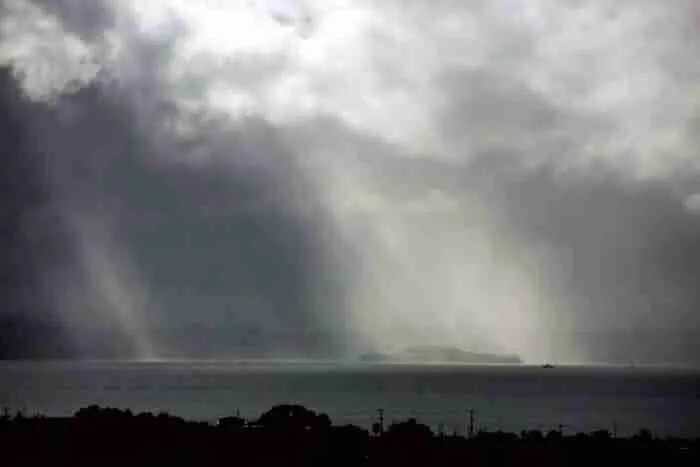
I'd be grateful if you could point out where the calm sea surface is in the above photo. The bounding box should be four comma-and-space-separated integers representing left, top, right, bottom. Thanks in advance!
1, 361, 698, 438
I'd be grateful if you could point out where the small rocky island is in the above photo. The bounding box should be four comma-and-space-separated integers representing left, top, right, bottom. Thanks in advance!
359, 346, 522, 364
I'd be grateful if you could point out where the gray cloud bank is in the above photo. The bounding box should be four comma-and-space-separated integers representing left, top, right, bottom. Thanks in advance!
1, 0, 700, 364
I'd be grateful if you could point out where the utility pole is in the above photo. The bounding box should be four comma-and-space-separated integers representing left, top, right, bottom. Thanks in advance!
468, 409, 475, 438
371, 408, 385, 437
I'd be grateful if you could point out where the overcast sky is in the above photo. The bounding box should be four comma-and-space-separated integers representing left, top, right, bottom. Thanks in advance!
1, 0, 700, 364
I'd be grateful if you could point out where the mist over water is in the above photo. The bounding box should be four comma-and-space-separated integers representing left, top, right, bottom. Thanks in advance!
2, 0, 700, 364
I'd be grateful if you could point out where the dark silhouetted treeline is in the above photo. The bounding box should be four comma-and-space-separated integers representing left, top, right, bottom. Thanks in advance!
0, 404, 697, 466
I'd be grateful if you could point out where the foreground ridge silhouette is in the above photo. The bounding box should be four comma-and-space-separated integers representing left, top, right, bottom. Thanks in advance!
0, 404, 697, 466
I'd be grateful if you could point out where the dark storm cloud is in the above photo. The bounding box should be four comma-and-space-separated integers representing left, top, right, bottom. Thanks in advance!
3, 0, 700, 363
106, 124, 351, 359
8, 68, 350, 358
0, 67, 74, 358
0, 69, 156, 358
1, 0, 353, 359
0, 0, 352, 358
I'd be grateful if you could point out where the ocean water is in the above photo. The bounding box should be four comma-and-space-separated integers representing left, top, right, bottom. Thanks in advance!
0, 361, 698, 438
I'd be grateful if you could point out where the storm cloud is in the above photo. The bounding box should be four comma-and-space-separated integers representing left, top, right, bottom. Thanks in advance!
1, 0, 700, 364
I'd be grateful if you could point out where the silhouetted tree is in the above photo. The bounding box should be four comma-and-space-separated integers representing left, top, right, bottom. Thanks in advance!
256, 404, 330, 434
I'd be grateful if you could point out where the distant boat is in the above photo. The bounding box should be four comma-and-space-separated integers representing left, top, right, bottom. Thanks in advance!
541, 363, 555, 369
